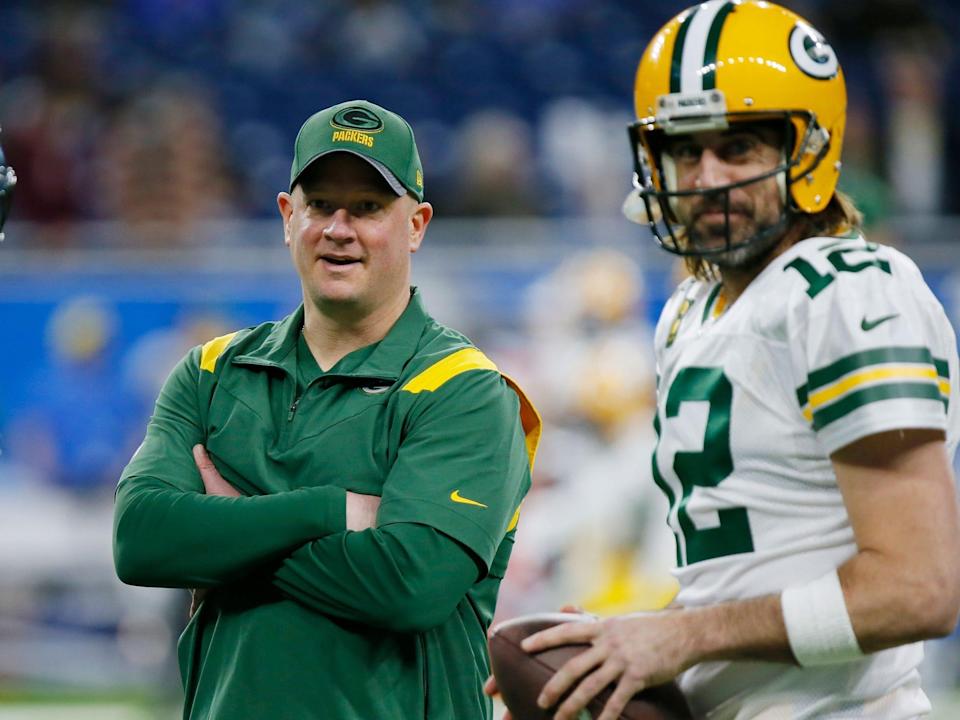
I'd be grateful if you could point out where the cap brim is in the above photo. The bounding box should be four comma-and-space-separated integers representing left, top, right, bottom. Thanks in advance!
291, 149, 407, 197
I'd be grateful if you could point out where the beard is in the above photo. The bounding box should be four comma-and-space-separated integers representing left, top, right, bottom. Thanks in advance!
679, 195, 786, 270
705, 223, 786, 270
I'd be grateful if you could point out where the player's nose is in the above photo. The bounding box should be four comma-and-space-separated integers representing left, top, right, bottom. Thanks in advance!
694, 149, 729, 189
322, 208, 355, 243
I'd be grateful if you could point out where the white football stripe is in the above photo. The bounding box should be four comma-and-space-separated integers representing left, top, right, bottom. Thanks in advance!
680, 0, 730, 93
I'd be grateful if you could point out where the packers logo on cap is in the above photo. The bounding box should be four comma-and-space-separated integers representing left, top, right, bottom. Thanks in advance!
331, 107, 385, 133
292, 99, 424, 200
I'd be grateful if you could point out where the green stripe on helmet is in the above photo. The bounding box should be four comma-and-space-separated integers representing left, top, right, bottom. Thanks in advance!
670, 7, 698, 94
702, 1, 736, 90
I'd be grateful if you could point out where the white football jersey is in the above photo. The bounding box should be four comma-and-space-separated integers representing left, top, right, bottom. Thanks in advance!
652, 235, 960, 719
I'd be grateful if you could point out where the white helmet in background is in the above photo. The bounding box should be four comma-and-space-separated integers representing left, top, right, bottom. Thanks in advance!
0, 129, 16, 240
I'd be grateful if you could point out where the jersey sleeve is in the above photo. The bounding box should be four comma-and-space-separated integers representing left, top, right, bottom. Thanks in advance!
785, 240, 956, 455
113, 347, 347, 588
376, 367, 536, 572
271, 523, 481, 633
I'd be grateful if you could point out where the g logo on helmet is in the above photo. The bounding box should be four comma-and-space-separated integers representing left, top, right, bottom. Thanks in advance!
789, 21, 838, 80
331, 107, 384, 132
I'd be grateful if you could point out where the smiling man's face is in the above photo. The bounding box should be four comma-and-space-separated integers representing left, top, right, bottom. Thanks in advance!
277, 152, 431, 320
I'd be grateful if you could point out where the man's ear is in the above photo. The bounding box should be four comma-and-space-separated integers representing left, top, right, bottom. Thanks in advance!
409, 201, 433, 253
277, 191, 294, 247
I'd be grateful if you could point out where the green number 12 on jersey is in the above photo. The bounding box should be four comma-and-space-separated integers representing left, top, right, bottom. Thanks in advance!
653, 367, 754, 566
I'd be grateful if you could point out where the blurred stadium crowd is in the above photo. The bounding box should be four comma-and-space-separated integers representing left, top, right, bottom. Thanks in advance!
1, 0, 959, 249
2, 0, 960, 716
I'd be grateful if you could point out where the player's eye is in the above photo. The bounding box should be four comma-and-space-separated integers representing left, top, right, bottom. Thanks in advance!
720, 135, 758, 161
668, 142, 701, 162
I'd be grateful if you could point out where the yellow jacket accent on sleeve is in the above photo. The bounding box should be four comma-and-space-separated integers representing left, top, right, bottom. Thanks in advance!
401, 348, 542, 470
401, 347, 498, 393
506, 504, 522, 533
502, 373, 542, 536
199, 332, 238, 373
502, 373, 542, 474
402, 347, 543, 536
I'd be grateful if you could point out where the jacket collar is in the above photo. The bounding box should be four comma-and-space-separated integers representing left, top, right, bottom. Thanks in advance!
232, 288, 430, 382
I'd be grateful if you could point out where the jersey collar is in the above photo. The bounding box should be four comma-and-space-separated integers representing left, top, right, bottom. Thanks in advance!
352, 287, 429, 381
232, 287, 430, 383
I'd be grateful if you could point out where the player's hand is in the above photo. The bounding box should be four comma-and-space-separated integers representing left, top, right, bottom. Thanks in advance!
521, 610, 695, 720
345, 491, 380, 531
483, 675, 513, 720
193, 444, 241, 497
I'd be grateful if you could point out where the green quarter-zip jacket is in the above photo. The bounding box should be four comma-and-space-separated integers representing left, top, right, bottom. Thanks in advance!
114, 288, 540, 720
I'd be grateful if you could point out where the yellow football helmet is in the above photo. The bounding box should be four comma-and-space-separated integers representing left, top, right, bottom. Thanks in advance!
628, 0, 846, 257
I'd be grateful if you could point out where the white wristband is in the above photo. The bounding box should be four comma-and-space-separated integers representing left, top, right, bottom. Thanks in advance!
780, 569, 863, 667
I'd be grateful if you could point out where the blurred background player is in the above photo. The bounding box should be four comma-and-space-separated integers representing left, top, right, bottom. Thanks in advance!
519, 2, 960, 719
0, 127, 15, 240
499, 248, 676, 623
113, 100, 539, 719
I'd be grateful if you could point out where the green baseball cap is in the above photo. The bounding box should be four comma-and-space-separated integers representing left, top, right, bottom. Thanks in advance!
289, 100, 424, 201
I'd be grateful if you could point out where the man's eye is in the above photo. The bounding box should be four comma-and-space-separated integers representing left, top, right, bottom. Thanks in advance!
308, 199, 333, 212
723, 137, 756, 158
670, 144, 701, 161
354, 200, 381, 214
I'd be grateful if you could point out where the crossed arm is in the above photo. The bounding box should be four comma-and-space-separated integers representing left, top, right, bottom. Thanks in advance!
114, 356, 528, 633
116, 444, 481, 632
194, 444, 380, 531
497, 429, 960, 720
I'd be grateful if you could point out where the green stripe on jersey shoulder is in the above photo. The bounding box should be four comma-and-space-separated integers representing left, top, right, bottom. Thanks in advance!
796, 346, 951, 423
402, 347, 498, 394
935, 358, 950, 378
806, 346, 935, 393
812, 382, 946, 430
200, 332, 239, 373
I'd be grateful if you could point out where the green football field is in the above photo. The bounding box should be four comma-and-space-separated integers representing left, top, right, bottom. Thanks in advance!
2, 692, 960, 719
0, 690, 178, 720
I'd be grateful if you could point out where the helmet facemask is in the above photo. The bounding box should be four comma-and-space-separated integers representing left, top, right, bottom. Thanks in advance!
627, 107, 831, 267
627, 0, 847, 268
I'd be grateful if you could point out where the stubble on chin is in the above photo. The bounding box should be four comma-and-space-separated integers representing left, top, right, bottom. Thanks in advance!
686, 222, 751, 261
709, 244, 770, 271
686, 218, 784, 271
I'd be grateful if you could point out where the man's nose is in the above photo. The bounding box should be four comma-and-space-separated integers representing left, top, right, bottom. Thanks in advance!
694, 149, 728, 189
322, 208, 355, 243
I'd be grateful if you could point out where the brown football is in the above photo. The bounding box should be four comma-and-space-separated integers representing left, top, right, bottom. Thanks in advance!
488, 613, 694, 720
